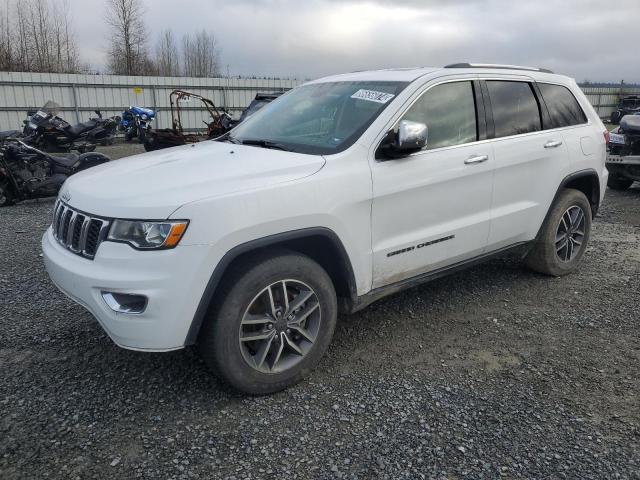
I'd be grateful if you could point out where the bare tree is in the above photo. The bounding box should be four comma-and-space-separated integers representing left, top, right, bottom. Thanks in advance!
105, 0, 149, 75
182, 30, 220, 78
155, 29, 180, 76
0, 3, 13, 71
52, 1, 82, 73
0, 0, 83, 73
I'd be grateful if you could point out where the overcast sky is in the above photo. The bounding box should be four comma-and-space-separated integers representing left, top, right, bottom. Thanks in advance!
71, 0, 640, 82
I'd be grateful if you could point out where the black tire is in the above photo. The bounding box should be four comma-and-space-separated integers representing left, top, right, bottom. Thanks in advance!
137, 127, 146, 143
198, 250, 337, 394
607, 174, 633, 191
525, 188, 592, 277
0, 182, 16, 207
143, 137, 157, 152
610, 111, 622, 125
74, 152, 110, 173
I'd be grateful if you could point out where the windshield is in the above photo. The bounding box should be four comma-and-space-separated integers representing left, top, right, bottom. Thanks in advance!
40, 100, 61, 116
226, 81, 408, 155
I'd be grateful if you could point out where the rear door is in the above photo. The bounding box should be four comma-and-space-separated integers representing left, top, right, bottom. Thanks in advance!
370, 78, 494, 288
482, 78, 571, 250
536, 82, 594, 177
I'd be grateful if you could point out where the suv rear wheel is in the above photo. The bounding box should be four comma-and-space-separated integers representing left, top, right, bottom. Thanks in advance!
525, 188, 592, 276
199, 250, 337, 394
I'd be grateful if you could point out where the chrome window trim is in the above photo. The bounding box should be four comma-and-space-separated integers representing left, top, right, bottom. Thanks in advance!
372, 75, 593, 161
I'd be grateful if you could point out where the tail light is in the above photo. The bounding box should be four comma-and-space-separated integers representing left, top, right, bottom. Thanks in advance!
603, 130, 610, 145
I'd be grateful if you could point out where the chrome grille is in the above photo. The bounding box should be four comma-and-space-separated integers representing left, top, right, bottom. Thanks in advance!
52, 200, 110, 259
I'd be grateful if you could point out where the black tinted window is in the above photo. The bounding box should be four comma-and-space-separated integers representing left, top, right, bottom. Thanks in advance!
539, 83, 587, 128
486, 81, 541, 138
402, 81, 477, 150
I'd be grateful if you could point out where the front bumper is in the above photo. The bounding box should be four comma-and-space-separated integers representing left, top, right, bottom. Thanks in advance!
42, 227, 214, 351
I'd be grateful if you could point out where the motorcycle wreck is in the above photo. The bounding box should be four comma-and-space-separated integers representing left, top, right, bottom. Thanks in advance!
119, 106, 155, 142
143, 90, 232, 151
0, 138, 110, 207
607, 114, 640, 190
23, 101, 118, 153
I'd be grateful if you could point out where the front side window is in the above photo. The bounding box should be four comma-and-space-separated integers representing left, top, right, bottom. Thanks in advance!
538, 83, 587, 128
401, 81, 477, 150
486, 81, 541, 138
227, 81, 408, 155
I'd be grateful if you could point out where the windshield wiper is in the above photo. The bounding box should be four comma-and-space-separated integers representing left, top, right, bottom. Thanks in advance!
239, 139, 293, 152
220, 134, 241, 144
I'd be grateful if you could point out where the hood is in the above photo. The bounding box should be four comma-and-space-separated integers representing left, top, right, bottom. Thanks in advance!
62, 141, 325, 218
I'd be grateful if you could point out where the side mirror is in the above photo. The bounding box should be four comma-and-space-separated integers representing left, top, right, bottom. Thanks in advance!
377, 120, 427, 159
95, 110, 102, 118
398, 120, 427, 151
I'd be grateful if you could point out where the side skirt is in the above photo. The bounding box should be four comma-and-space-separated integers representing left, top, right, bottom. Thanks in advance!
345, 241, 532, 314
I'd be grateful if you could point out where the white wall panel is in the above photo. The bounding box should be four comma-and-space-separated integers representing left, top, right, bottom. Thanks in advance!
2, 72, 636, 132
0, 72, 304, 131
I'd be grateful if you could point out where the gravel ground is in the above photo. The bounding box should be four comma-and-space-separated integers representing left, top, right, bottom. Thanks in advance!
1, 144, 639, 479
94, 140, 146, 159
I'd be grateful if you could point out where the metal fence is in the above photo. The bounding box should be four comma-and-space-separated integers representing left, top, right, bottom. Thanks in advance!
581, 86, 640, 119
0, 72, 639, 132
0, 72, 303, 132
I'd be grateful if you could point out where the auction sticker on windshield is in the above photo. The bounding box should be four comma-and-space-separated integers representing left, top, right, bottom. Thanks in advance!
351, 89, 395, 104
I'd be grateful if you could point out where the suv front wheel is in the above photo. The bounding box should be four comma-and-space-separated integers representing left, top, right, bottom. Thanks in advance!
199, 250, 337, 394
525, 188, 592, 276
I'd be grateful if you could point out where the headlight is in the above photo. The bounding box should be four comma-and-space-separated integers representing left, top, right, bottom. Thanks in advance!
141, 114, 148, 120
107, 220, 189, 249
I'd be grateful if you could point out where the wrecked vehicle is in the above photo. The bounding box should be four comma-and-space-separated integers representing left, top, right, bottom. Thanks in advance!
143, 90, 231, 151
0, 138, 110, 206
606, 114, 640, 189
232, 92, 284, 127
610, 95, 640, 124
22, 101, 118, 153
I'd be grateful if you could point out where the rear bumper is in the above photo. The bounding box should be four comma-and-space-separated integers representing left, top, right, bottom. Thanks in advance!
42, 227, 214, 351
606, 154, 640, 165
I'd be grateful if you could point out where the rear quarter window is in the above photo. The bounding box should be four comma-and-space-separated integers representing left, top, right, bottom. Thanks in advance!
538, 83, 587, 128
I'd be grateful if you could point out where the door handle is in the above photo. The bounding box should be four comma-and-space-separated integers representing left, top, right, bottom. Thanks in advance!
544, 140, 563, 148
464, 154, 488, 165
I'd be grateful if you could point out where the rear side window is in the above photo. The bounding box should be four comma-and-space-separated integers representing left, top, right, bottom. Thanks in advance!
538, 83, 587, 128
401, 81, 477, 150
486, 81, 541, 138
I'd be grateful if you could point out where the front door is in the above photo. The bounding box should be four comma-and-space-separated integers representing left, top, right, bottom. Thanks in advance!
370, 79, 494, 289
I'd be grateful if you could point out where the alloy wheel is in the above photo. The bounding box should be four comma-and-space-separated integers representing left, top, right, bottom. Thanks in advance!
555, 205, 586, 262
239, 279, 321, 374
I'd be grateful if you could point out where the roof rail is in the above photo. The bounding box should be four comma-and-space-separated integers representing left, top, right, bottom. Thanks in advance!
444, 63, 554, 74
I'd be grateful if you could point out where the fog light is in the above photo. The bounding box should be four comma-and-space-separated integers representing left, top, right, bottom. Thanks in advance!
101, 292, 147, 314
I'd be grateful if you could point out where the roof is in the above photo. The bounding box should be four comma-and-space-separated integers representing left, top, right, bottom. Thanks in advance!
308, 67, 440, 83
309, 64, 571, 85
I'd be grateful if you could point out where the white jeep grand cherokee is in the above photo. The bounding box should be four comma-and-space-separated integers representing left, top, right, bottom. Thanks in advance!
43, 64, 608, 394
